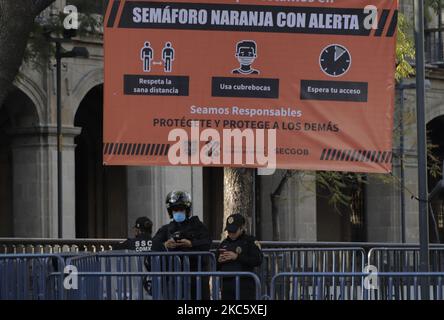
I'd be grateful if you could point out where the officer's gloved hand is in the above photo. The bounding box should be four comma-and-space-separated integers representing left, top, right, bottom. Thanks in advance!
218, 249, 238, 262
176, 239, 192, 248
164, 239, 178, 249
223, 251, 238, 261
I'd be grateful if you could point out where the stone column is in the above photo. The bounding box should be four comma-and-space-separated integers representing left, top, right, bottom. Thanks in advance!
0, 141, 13, 236
403, 152, 420, 243
127, 166, 166, 235
365, 170, 401, 243
10, 126, 80, 238
62, 127, 81, 238
164, 166, 204, 221
126, 166, 204, 236
365, 153, 419, 244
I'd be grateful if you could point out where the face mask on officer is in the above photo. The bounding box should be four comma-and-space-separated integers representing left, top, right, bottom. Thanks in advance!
173, 210, 187, 223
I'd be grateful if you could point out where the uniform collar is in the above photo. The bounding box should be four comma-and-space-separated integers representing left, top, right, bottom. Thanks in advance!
135, 233, 151, 239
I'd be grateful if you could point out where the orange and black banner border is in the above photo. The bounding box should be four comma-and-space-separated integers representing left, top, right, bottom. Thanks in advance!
320, 149, 393, 164
374, 9, 398, 37
104, 143, 171, 157
106, 0, 121, 28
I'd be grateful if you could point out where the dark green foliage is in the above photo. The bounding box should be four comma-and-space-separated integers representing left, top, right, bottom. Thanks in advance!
24, 2, 103, 69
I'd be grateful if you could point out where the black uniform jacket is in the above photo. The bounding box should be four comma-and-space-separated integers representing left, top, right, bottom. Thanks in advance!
216, 233, 263, 272
152, 216, 211, 252
115, 233, 164, 252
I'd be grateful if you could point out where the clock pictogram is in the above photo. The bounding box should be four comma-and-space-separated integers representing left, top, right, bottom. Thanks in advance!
319, 44, 351, 77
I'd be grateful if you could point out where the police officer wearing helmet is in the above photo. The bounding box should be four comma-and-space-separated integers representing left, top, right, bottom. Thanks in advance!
152, 190, 211, 299
153, 191, 211, 252
217, 213, 263, 300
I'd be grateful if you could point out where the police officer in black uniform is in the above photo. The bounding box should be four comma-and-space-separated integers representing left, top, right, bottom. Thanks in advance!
217, 213, 263, 300
152, 190, 211, 299
115, 216, 155, 251
115, 216, 164, 295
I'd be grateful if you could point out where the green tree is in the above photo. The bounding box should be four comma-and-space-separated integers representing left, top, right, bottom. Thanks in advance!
0, 0, 56, 106
0, 0, 103, 106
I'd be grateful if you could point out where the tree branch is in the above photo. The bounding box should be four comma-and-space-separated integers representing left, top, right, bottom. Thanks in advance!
272, 170, 296, 198
32, 0, 56, 15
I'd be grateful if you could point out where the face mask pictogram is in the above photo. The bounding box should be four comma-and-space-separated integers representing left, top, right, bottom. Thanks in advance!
232, 41, 260, 75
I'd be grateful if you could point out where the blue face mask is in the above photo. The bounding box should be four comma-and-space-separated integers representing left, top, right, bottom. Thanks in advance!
173, 212, 186, 223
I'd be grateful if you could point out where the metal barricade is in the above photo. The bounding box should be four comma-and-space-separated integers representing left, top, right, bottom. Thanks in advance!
65, 251, 216, 300
260, 248, 366, 298
270, 272, 444, 300
0, 238, 119, 254
368, 247, 444, 272
53, 271, 262, 300
0, 254, 65, 300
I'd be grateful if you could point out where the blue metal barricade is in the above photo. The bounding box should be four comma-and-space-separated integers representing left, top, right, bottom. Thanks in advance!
4, 247, 444, 300
0, 254, 65, 300
368, 247, 444, 300
260, 248, 366, 298
270, 272, 444, 300
65, 252, 216, 300
368, 247, 444, 272
54, 271, 262, 300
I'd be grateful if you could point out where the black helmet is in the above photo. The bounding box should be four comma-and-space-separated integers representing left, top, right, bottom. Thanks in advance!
166, 191, 192, 217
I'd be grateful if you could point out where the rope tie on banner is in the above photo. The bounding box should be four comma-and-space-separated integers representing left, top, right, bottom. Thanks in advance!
389, 172, 425, 202
410, 196, 429, 203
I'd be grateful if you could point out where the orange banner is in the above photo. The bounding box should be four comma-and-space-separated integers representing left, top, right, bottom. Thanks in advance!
104, 0, 397, 173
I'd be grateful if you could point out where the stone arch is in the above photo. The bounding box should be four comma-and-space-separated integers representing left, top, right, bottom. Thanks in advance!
70, 68, 104, 122
426, 101, 444, 124
0, 85, 41, 237
426, 114, 444, 242
13, 73, 46, 124
74, 84, 128, 238
1, 86, 40, 129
